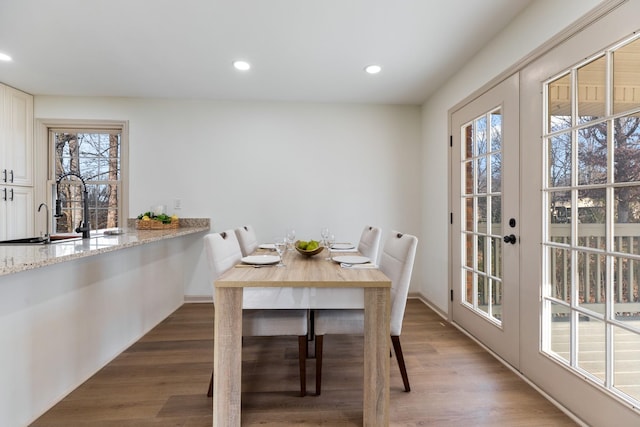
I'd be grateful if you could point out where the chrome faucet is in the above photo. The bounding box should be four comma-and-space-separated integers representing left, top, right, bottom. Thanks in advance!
55, 172, 91, 239
37, 202, 51, 243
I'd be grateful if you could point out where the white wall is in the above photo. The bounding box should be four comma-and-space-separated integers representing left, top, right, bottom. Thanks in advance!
34, 98, 422, 297
419, 0, 606, 314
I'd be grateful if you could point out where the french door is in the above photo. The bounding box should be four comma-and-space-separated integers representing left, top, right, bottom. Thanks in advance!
450, 74, 520, 368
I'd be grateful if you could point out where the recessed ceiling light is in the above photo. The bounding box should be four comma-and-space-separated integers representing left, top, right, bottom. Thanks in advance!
364, 64, 382, 74
233, 60, 251, 71
0, 52, 12, 62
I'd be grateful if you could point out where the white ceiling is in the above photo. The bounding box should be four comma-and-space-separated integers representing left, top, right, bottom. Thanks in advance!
0, 0, 533, 105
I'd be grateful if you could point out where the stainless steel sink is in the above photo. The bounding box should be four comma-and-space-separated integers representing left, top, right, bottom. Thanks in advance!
0, 235, 82, 245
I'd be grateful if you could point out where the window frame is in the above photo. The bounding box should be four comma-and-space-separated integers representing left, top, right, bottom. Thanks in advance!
35, 119, 129, 234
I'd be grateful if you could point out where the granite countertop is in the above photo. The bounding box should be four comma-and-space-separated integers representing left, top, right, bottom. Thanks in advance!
0, 218, 210, 277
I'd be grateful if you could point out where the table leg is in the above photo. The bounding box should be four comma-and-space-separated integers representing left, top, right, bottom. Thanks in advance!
213, 287, 243, 427
363, 287, 390, 426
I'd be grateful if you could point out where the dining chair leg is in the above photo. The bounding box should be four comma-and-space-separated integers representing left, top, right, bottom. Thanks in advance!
298, 335, 307, 397
315, 335, 324, 395
207, 372, 213, 397
391, 335, 410, 392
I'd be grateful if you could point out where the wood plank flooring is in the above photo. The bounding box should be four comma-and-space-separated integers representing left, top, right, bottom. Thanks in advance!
30, 300, 577, 426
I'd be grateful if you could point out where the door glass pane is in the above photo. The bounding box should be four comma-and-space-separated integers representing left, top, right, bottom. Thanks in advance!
549, 247, 572, 303
613, 38, 640, 115
491, 278, 502, 321
549, 301, 571, 362
614, 185, 640, 256
577, 314, 606, 383
614, 114, 640, 183
477, 157, 487, 193
490, 153, 502, 192
614, 325, 640, 402
548, 73, 572, 132
577, 251, 606, 310
578, 124, 607, 185
577, 56, 606, 123
577, 188, 605, 249
460, 107, 504, 325
613, 256, 640, 315
548, 133, 572, 188
490, 109, 502, 151
464, 160, 474, 194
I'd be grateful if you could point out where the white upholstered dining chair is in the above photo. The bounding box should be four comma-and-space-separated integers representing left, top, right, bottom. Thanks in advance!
204, 230, 309, 397
357, 225, 382, 264
313, 231, 418, 395
234, 225, 259, 257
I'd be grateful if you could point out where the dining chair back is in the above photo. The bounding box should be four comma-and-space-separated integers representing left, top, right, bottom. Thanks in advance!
313, 230, 418, 394
357, 225, 382, 264
203, 230, 308, 397
234, 225, 259, 257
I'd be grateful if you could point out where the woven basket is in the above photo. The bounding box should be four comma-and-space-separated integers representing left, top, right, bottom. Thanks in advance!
136, 218, 179, 230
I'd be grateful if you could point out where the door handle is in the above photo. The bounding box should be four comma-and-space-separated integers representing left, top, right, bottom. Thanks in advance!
1, 188, 5, 201
503, 234, 517, 245
2, 169, 6, 183
9, 169, 13, 183
9, 188, 13, 201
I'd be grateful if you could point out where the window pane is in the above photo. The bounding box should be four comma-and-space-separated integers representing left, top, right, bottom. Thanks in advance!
477, 196, 487, 225
477, 157, 487, 193
614, 186, 640, 255
578, 124, 608, 185
476, 115, 488, 155
613, 38, 640, 115
464, 160, 474, 195
613, 325, 640, 402
490, 109, 502, 152
548, 133, 572, 188
549, 301, 571, 362
577, 56, 606, 123
549, 247, 572, 303
490, 153, 502, 193
577, 251, 606, 310
465, 233, 474, 268
477, 235, 485, 273
614, 114, 640, 183
464, 197, 474, 231
613, 256, 640, 312
490, 237, 502, 278
491, 278, 502, 321
577, 189, 605, 249
548, 73, 572, 132
478, 274, 488, 315
464, 270, 474, 304
491, 195, 502, 229
464, 123, 473, 159
577, 314, 606, 383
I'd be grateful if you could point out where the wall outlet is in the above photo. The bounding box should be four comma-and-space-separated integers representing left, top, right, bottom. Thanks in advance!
174, 198, 182, 210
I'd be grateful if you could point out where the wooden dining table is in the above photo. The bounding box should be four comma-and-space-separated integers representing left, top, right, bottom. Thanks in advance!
212, 246, 391, 426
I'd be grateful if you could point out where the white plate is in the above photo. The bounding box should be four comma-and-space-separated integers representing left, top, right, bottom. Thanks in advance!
259, 243, 276, 250
331, 243, 355, 250
332, 255, 370, 264
241, 255, 280, 265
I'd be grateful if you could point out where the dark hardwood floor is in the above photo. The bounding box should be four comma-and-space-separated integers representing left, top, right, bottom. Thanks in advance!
31, 300, 577, 426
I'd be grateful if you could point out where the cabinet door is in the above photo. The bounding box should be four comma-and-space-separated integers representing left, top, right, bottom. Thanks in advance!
2, 186, 34, 240
3, 86, 33, 186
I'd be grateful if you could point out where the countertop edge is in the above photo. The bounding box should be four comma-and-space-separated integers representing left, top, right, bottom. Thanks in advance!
0, 220, 210, 277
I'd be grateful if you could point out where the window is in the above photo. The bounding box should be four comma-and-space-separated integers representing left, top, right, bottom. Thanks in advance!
543, 34, 640, 407
44, 121, 128, 233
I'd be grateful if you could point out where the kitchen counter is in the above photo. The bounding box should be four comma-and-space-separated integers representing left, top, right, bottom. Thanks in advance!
0, 217, 210, 426
0, 218, 209, 277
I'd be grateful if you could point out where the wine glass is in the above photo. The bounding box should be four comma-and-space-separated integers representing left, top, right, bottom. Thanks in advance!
325, 233, 336, 260
286, 228, 296, 251
274, 238, 286, 267
320, 227, 330, 254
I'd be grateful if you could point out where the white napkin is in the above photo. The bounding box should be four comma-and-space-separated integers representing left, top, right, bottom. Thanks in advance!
340, 263, 378, 269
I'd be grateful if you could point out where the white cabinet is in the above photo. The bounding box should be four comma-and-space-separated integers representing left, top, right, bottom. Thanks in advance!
0, 84, 34, 240
2, 85, 33, 186
0, 186, 34, 240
